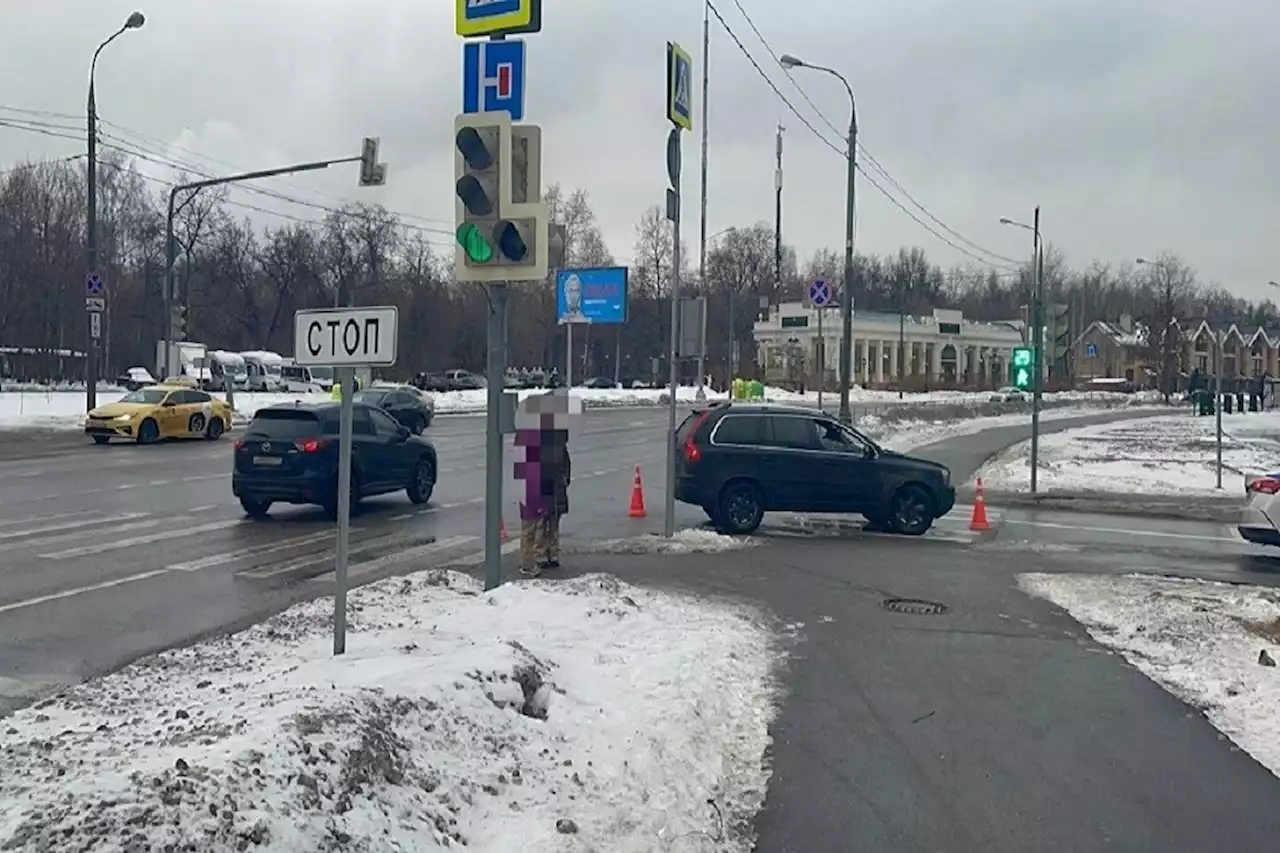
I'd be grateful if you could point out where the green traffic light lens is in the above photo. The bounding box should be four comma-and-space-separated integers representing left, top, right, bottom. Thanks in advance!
456, 223, 493, 263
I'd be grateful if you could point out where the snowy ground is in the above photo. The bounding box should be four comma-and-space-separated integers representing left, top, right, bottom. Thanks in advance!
0, 383, 1161, 432
0, 570, 781, 852
1020, 572, 1280, 780
976, 411, 1280, 495
578, 528, 757, 555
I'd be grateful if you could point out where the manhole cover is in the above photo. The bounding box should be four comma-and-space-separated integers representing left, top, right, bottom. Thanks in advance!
881, 598, 950, 615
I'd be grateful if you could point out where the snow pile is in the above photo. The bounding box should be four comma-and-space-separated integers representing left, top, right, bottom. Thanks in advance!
0, 570, 781, 852
1020, 572, 1280, 778
863, 404, 1168, 453
976, 412, 1280, 495
581, 528, 757, 555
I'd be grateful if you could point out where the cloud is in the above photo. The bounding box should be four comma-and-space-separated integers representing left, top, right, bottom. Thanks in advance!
2, 0, 1276, 299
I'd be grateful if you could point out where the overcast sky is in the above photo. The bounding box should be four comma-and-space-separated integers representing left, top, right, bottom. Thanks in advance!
2, 0, 1276, 301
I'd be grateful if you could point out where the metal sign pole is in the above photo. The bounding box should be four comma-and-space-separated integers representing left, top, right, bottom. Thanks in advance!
1216, 333, 1223, 489
565, 322, 573, 389
817, 307, 824, 409
333, 366, 355, 655
484, 283, 508, 590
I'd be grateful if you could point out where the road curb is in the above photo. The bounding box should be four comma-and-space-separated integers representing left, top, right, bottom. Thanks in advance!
985, 489, 1241, 523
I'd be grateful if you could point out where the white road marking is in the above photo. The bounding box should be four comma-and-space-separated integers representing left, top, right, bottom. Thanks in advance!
188, 504, 216, 513
238, 534, 473, 581
165, 529, 342, 572
38, 519, 244, 559
390, 513, 413, 521
0, 509, 104, 531
450, 539, 521, 566
148, 479, 171, 486
0, 569, 168, 615
180, 474, 224, 483
306, 535, 480, 583
0, 512, 149, 541
11, 518, 171, 551
1001, 518, 1239, 543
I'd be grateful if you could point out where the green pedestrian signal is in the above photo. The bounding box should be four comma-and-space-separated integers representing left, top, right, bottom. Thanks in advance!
1012, 346, 1033, 390
456, 223, 494, 263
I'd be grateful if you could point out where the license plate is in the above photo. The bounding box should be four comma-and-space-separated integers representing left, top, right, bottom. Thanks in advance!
253, 456, 283, 467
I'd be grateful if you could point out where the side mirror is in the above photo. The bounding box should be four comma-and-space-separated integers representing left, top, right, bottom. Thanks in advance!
162, 400, 175, 407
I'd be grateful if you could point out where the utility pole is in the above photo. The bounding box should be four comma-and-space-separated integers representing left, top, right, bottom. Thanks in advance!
1030, 206, 1043, 493
774, 124, 784, 309
697, 0, 710, 397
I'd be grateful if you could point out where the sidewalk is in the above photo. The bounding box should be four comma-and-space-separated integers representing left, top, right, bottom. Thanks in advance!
547, 537, 1280, 852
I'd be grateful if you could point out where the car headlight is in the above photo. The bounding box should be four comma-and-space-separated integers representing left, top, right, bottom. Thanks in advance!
114, 413, 133, 422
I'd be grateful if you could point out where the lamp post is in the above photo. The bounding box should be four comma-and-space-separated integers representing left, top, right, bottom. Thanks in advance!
780, 53, 857, 424
86, 11, 145, 412
1000, 210, 1043, 491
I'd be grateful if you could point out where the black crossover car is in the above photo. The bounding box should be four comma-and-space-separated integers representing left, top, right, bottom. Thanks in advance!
674, 402, 955, 535
352, 385, 434, 433
232, 402, 437, 519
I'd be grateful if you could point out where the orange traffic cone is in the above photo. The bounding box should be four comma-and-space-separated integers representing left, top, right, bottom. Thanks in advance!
969, 477, 992, 532
628, 466, 648, 518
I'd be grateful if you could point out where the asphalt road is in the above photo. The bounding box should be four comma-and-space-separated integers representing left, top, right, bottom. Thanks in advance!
561, 535, 1280, 852
0, 404, 1167, 715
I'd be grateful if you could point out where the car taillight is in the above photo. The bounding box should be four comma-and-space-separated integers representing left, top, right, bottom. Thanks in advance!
295, 438, 327, 453
1248, 477, 1280, 495
683, 410, 712, 463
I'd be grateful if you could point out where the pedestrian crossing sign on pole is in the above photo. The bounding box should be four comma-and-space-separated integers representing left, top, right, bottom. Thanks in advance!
666, 41, 693, 131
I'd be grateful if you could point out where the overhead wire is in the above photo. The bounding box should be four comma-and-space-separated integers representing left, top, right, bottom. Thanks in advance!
708, 0, 1021, 270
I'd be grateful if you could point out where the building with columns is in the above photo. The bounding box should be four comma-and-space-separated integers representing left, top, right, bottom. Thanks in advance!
753, 303, 1026, 390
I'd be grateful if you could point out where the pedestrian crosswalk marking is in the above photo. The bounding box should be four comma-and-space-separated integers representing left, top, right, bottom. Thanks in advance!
0, 512, 148, 541
240, 534, 475, 581
0, 509, 104, 532
38, 519, 244, 559
14, 517, 170, 552
0, 569, 168, 615
166, 529, 345, 572
449, 539, 521, 567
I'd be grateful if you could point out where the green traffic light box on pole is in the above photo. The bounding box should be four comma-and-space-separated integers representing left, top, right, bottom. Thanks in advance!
1012, 346, 1033, 390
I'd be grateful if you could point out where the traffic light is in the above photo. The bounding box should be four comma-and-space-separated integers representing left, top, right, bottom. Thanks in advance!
358, 137, 386, 187
169, 304, 186, 342
1011, 346, 1033, 390
453, 111, 548, 282
1049, 302, 1070, 363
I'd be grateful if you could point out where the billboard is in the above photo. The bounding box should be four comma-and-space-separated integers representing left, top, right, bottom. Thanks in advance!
556, 266, 628, 324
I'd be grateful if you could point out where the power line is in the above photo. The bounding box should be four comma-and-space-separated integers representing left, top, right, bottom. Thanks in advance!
708, 0, 1020, 270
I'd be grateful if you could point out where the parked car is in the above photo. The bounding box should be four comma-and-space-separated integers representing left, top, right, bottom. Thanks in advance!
353, 384, 436, 433
445, 369, 485, 391
673, 402, 955, 535
990, 386, 1027, 403
232, 401, 437, 519
412, 371, 451, 393
582, 376, 619, 389
115, 366, 156, 391
1239, 471, 1280, 546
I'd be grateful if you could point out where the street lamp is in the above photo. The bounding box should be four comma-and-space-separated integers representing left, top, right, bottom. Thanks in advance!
1000, 209, 1043, 491
86, 11, 146, 412
780, 52, 858, 424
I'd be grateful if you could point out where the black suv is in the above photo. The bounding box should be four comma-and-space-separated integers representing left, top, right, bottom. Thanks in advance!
232, 402, 437, 519
674, 402, 955, 535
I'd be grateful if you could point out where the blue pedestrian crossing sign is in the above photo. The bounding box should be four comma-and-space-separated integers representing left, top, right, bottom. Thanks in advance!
463, 39, 527, 120
456, 0, 541, 37
808, 277, 833, 308
666, 42, 693, 131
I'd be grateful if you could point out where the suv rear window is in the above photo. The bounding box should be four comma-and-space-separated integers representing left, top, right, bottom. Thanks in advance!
712, 414, 765, 445
245, 409, 321, 439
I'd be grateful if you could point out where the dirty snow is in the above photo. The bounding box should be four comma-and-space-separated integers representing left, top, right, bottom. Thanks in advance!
976, 411, 1280, 495
580, 528, 757, 555
0, 570, 781, 852
1019, 572, 1280, 779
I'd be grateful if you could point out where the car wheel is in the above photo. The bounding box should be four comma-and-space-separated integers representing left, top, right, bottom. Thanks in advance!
92, 435, 109, 446
137, 418, 160, 445
888, 485, 935, 536
188, 412, 207, 435
410, 414, 426, 435
205, 417, 224, 440
407, 456, 436, 505
715, 480, 764, 535
240, 497, 271, 519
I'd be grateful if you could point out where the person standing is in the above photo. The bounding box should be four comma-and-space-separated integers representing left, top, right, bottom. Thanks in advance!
519, 426, 571, 576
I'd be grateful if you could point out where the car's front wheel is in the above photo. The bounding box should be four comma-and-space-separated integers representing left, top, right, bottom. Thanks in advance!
137, 418, 160, 445
715, 480, 764, 535
888, 485, 935, 536
407, 457, 436, 505
240, 497, 271, 519
205, 417, 224, 440
409, 413, 426, 435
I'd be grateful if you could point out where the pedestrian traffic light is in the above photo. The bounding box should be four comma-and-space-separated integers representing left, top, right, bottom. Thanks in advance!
1011, 346, 1033, 390
453, 112, 548, 282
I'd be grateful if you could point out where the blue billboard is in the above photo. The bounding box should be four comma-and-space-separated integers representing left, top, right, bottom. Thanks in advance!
556, 266, 628, 324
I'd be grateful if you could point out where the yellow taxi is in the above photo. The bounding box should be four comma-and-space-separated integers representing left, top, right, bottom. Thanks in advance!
84, 380, 233, 445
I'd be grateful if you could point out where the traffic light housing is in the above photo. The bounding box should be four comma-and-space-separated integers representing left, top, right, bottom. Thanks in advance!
169, 305, 187, 342
1011, 346, 1033, 390
1049, 302, 1070, 363
358, 137, 386, 187
453, 111, 548, 282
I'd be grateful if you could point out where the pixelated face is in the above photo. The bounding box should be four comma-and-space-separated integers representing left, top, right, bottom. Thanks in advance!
512, 392, 579, 517
564, 274, 582, 311
513, 389, 582, 435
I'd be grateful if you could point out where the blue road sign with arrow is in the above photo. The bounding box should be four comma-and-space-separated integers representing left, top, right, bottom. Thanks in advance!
808, 277, 833, 308
85, 272, 104, 297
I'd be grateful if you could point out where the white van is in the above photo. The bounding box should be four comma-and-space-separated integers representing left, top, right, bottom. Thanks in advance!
307, 365, 335, 391
241, 351, 286, 392
207, 350, 248, 391
280, 363, 322, 393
